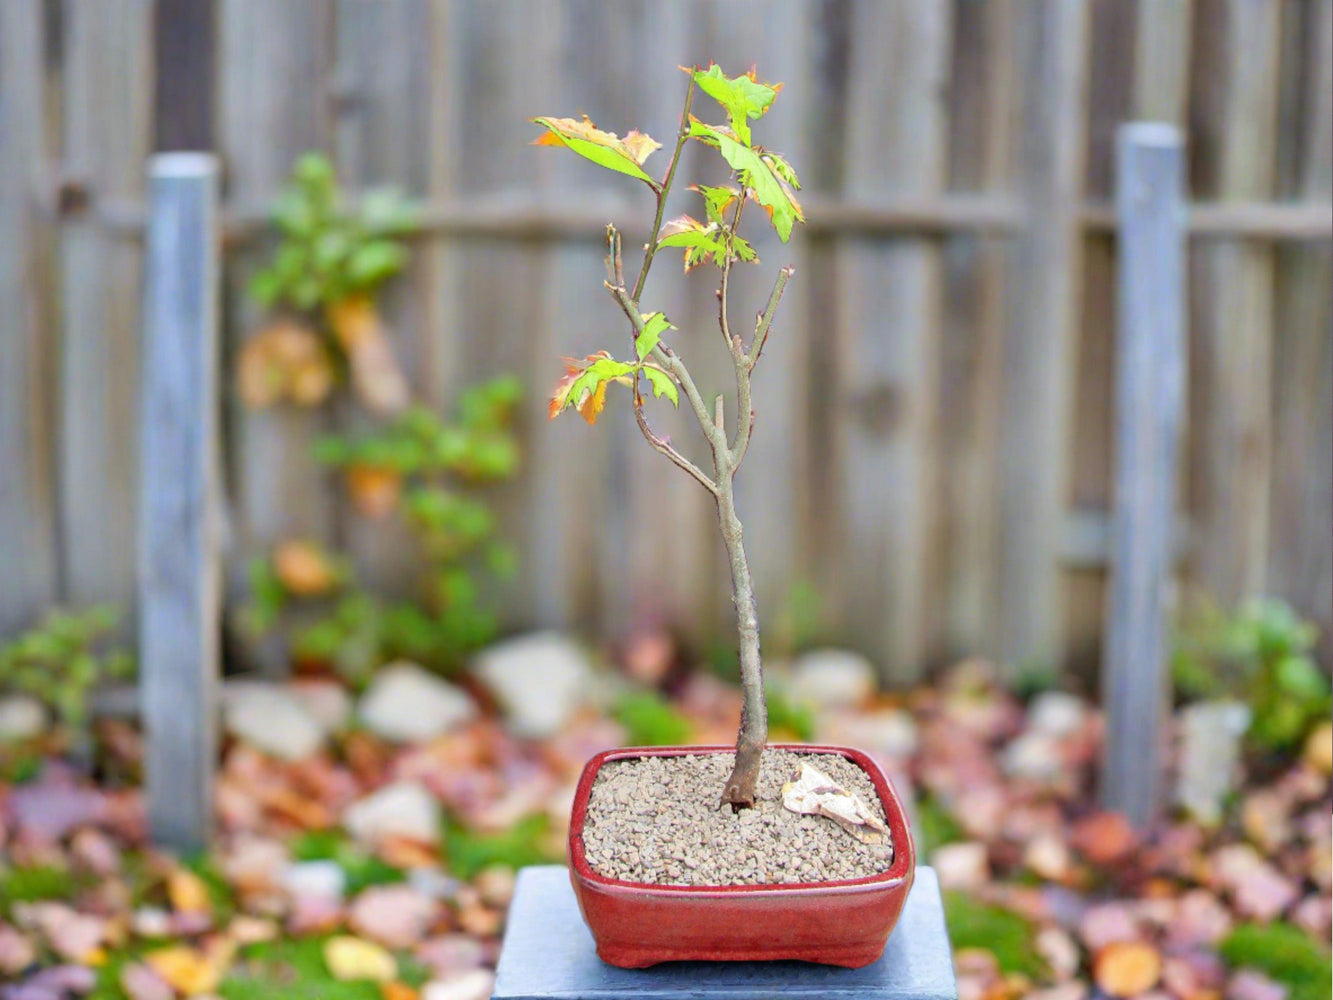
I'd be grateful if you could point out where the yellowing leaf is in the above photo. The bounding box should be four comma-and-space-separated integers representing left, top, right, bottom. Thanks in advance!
146, 943, 233, 996
691, 64, 782, 145
548, 352, 636, 424
167, 869, 212, 916
577, 379, 609, 425
689, 119, 804, 241
324, 935, 398, 982
531, 117, 660, 185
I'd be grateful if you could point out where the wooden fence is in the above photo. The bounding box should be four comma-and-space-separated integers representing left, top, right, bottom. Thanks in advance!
2, 0, 1330, 685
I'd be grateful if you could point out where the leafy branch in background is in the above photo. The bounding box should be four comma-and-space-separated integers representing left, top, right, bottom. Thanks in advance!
244, 378, 523, 682
237, 152, 419, 415
534, 64, 804, 808
1172, 597, 1330, 754
0, 608, 134, 743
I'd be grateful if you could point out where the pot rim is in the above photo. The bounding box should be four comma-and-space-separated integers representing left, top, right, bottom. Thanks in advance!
568, 742, 916, 896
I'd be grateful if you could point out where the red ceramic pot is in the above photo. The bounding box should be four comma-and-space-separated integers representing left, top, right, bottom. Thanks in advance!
568, 743, 916, 969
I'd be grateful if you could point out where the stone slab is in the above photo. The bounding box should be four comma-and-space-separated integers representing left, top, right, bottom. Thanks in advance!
491, 865, 957, 999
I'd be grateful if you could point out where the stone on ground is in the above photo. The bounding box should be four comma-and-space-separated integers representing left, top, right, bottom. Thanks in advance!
473, 632, 593, 739
0, 695, 47, 742
1176, 700, 1251, 825
222, 681, 326, 760
789, 648, 877, 709
343, 781, 440, 845
1027, 691, 1090, 739
280, 860, 346, 901
422, 969, 496, 1000
289, 679, 353, 734
357, 662, 476, 743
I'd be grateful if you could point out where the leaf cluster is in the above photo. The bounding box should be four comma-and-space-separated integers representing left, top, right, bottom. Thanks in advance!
243, 377, 523, 682
0, 607, 134, 734
249, 153, 419, 312
1220, 923, 1332, 1000
1172, 597, 1330, 754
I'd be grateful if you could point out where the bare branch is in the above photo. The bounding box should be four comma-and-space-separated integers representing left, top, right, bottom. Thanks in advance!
731, 366, 754, 469
717, 196, 745, 354
631, 390, 719, 496
714, 394, 726, 432
630, 76, 696, 305
747, 265, 794, 370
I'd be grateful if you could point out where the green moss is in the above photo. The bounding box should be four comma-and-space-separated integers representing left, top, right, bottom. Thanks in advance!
287, 830, 406, 894
443, 814, 559, 880
0, 864, 91, 916
219, 937, 427, 1000
943, 890, 1045, 979
1221, 923, 1332, 1000
915, 795, 966, 856
613, 691, 693, 746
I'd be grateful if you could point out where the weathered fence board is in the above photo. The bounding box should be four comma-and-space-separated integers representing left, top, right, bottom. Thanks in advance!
1101, 125, 1187, 826
0, 0, 59, 635
58, 0, 154, 623
139, 154, 221, 852
997, 0, 1092, 676
1, 0, 1330, 680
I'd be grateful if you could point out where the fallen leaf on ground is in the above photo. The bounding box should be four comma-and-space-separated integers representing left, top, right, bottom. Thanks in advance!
146, 941, 234, 995
781, 762, 890, 845
324, 935, 398, 982
168, 869, 212, 915
120, 962, 175, 1000
1093, 941, 1162, 997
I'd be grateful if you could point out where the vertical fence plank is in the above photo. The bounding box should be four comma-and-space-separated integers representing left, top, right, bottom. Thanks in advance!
941, 0, 1014, 659
58, 0, 154, 621
0, 0, 59, 635
1269, 0, 1332, 661
1101, 124, 1186, 826
1189, 0, 1280, 606
835, 0, 953, 684
997, 0, 1091, 675
218, 0, 336, 671
140, 154, 221, 853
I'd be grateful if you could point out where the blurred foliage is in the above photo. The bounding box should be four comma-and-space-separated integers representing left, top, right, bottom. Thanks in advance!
764, 683, 815, 741
1173, 598, 1330, 754
288, 830, 407, 894
916, 795, 966, 857
1220, 923, 1332, 1000
614, 691, 693, 747
0, 607, 134, 738
249, 152, 418, 312
220, 937, 429, 1000
244, 377, 523, 683
0, 864, 91, 917
443, 814, 559, 880
943, 890, 1046, 979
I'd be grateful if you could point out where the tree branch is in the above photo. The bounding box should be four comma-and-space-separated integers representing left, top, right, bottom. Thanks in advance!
630, 76, 696, 306
746, 264, 794, 370
632, 396, 719, 496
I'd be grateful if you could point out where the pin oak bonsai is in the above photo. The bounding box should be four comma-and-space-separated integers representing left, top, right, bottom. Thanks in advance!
536, 64, 804, 809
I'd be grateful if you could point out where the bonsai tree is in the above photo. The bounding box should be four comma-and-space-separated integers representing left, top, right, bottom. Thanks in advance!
536, 65, 804, 809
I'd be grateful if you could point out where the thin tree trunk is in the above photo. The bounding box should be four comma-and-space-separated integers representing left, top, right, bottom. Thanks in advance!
716, 464, 767, 808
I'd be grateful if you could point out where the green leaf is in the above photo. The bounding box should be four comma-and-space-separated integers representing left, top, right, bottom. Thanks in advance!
691, 65, 781, 146
558, 356, 637, 423
658, 216, 727, 272
641, 365, 678, 407
692, 184, 742, 225
346, 240, 407, 288
763, 150, 802, 190
689, 120, 804, 241
531, 117, 660, 185
636, 312, 673, 360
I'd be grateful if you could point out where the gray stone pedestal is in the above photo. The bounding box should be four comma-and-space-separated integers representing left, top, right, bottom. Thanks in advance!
491, 866, 957, 999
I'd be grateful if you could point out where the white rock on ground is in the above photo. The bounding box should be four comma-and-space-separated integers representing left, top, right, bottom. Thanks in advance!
1001, 731, 1065, 783
289, 680, 353, 734
788, 649, 877, 709
222, 682, 326, 760
1027, 691, 1089, 739
421, 970, 496, 1000
821, 708, 919, 760
0, 695, 47, 742
472, 632, 593, 739
357, 662, 477, 743
344, 781, 440, 845
280, 860, 347, 901
1176, 700, 1252, 826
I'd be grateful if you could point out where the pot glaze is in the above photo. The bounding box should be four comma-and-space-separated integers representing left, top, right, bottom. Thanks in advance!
568, 743, 916, 968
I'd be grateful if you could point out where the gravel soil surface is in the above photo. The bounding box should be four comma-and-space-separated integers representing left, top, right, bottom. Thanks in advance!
579, 749, 896, 887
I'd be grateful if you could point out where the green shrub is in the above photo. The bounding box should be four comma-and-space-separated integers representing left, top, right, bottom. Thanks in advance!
943, 890, 1045, 979
443, 814, 559, 880
1221, 923, 1332, 1000
614, 691, 693, 747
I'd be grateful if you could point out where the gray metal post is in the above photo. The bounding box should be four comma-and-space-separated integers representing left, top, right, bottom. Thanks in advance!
1101, 124, 1187, 826
139, 153, 222, 852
